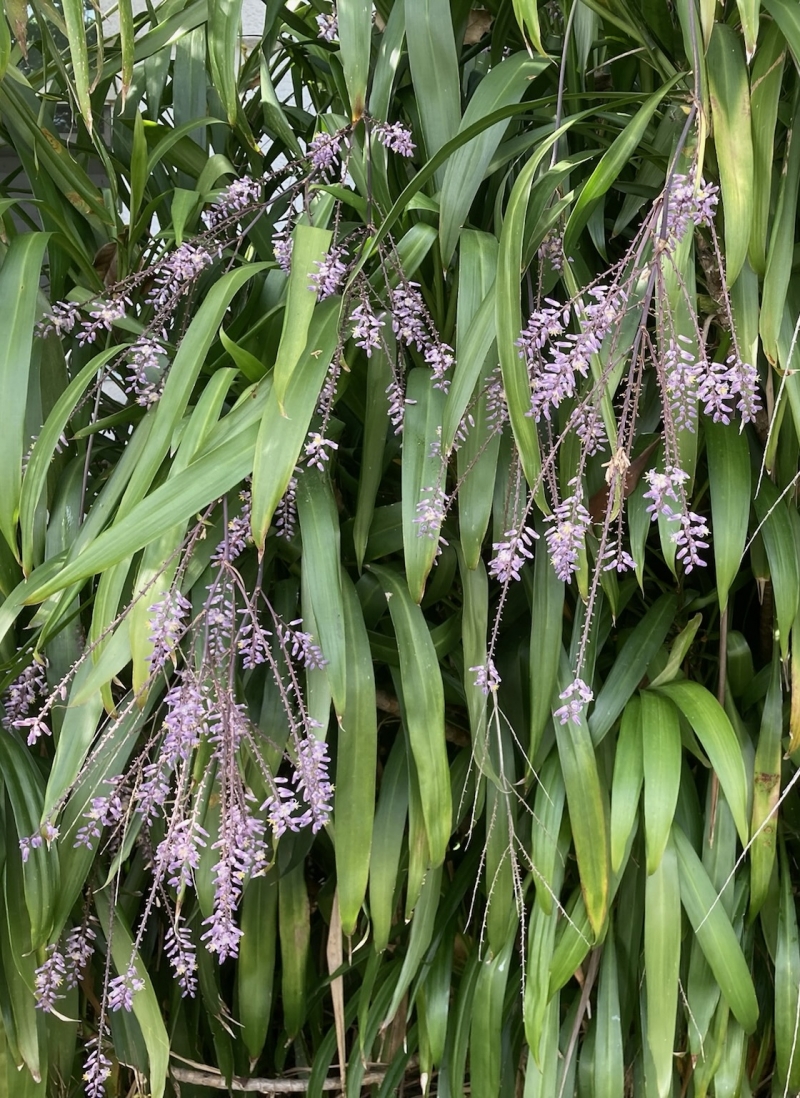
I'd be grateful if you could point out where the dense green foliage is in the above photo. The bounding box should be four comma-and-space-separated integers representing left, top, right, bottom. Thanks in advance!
2, 0, 800, 1095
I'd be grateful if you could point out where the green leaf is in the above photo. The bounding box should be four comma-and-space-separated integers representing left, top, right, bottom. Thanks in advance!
94, 891, 170, 1098
749, 650, 782, 918
644, 834, 681, 1098
338, 0, 371, 118
237, 871, 278, 1062
641, 691, 682, 874
653, 680, 749, 847
62, 0, 93, 133
610, 698, 643, 875
274, 225, 333, 409
297, 469, 346, 711
555, 652, 609, 937
208, 0, 244, 126
369, 566, 452, 866
776, 840, 800, 1089
563, 77, 681, 256
333, 573, 377, 935
707, 23, 754, 286
402, 369, 446, 603
439, 55, 548, 264
673, 824, 759, 1033
252, 297, 341, 550
0, 233, 49, 560
705, 419, 750, 613
589, 594, 676, 744
405, 0, 460, 180
753, 474, 800, 661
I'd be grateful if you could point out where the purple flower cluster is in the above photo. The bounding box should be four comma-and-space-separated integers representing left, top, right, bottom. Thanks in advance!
203, 176, 263, 229
276, 619, 328, 669
538, 229, 565, 273
75, 782, 125, 848
34, 925, 96, 1012
425, 343, 455, 393
3, 659, 48, 730
414, 485, 447, 539
470, 660, 501, 695
664, 174, 719, 242
316, 10, 338, 39
304, 432, 339, 471
519, 289, 625, 422
391, 283, 428, 350
128, 336, 167, 406
83, 1037, 112, 1098
642, 466, 687, 520
78, 296, 128, 346
275, 475, 298, 539
38, 299, 81, 338
273, 230, 293, 273
309, 132, 344, 177
672, 511, 710, 573
488, 526, 538, 584
545, 496, 591, 581
165, 922, 198, 996
108, 964, 145, 1012
663, 337, 703, 432
698, 354, 761, 426
386, 379, 412, 434
373, 121, 415, 158
554, 678, 593, 726
201, 803, 268, 961
155, 817, 209, 888
351, 301, 385, 357
147, 589, 192, 673
292, 736, 334, 832
147, 242, 215, 308
310, 247, 348, 300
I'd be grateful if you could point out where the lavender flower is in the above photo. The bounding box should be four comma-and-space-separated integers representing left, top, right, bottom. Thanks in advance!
75, 786, 124, 848
155, 818, 209, 889
78, 297, 128, 345
471, 660, 501, 695
128, 336, 167, 407
34, 947, 67, 1012
203, 176, 262, 229
488, 526, 538, 583
304, 432, 339, 471
373, 121, 415, 157
83, 1037, 112, 1098
292, 736, 334, 832
664, 174, 719, 242
64, 924, 96, 987
309, 132, 343, 177
663, 336, 703, 432
386, 379, 412, 433
275, 475, 298, 539
673, 511, 710, 573
273, 230, 293, 273
485, 368, 508, 428
263, 783, 307, 837
602, 541, 636, 573
554, 678, 593, 726
642, 466, 687, 521
237, 609, 271, 669
38, 300, 81, 338
544, 497, 591, 581
391, 283, 428, 351
147, 243, 214, 307
414, 485, 447, 540
351, 301, 385, 357
310, 247, 348, 300
277, 620, 328, 669
108, 964, 145, 1012
425, 343, 454, 393
147, 589, 192, 673
212, 489, 252, 563
3, 659, 47, 730
165, 923, 198, 996
316, 11, 338, 39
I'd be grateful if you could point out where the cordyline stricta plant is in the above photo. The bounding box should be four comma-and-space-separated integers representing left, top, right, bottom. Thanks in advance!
3, 0, 800, 1094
